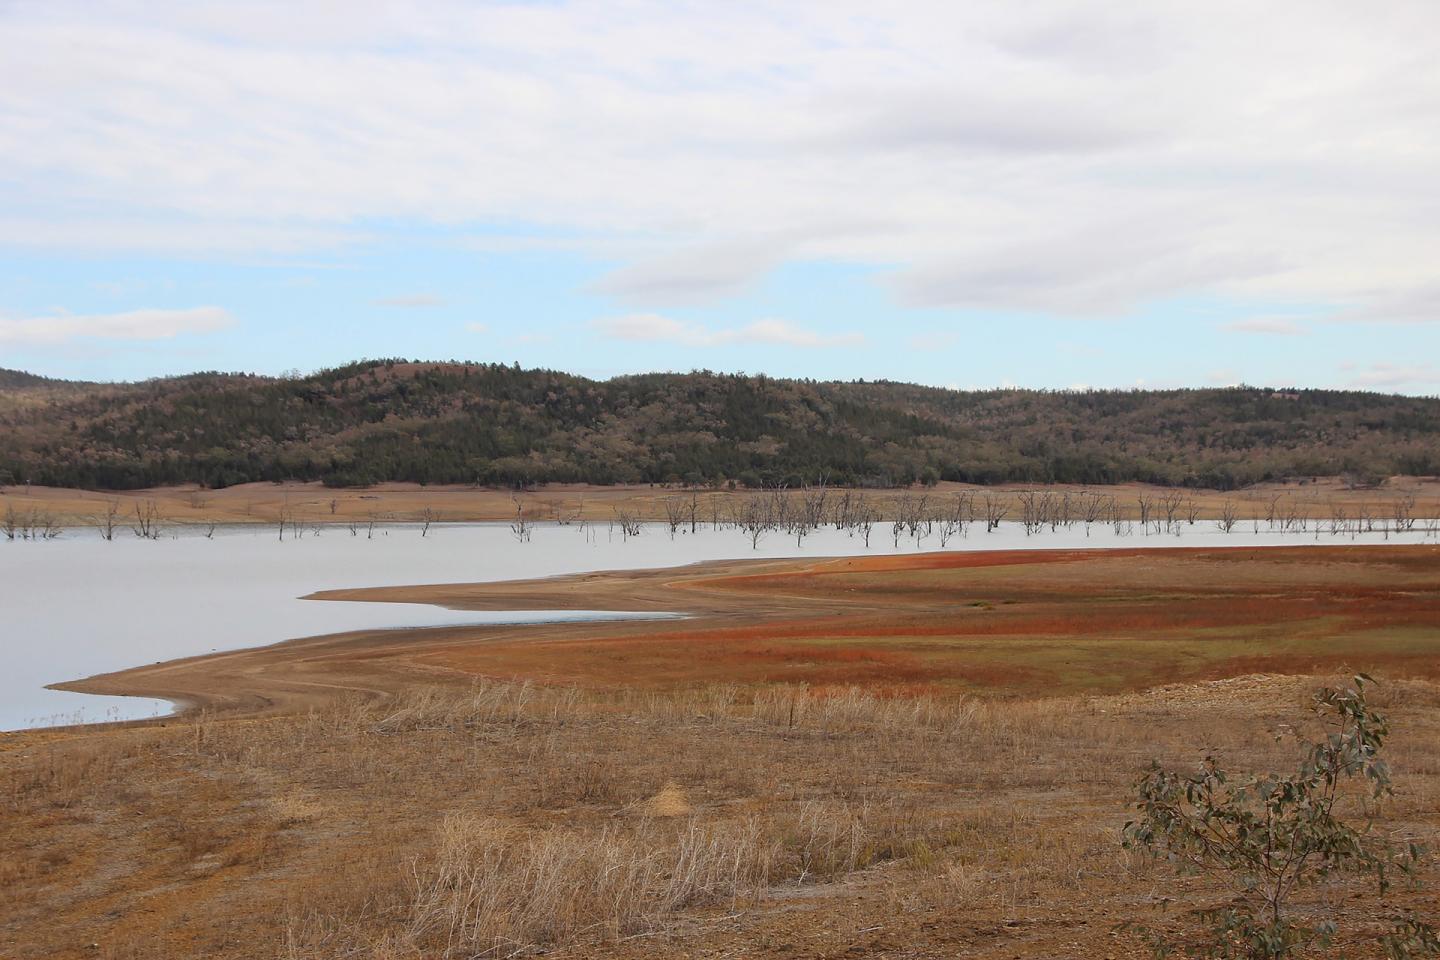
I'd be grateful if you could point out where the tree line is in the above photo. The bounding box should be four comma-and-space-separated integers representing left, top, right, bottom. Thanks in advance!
1, 359, 1437, 491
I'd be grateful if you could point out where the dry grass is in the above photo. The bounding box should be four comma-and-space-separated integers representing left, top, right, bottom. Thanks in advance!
10, 546, 1440, 958
5, 674, 1440, 959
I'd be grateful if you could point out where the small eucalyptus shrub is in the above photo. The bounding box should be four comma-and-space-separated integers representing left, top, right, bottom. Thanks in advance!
1123, 677, 1438, 959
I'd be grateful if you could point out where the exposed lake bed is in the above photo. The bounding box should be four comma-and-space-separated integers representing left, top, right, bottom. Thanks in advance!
4, 518, 1438, 731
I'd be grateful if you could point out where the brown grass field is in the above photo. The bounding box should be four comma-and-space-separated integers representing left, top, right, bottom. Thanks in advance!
4, 544, 1440, 958
4, 476, 1440, 528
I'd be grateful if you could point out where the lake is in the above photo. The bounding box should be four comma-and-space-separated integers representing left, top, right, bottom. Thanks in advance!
2, 518, 1435, 730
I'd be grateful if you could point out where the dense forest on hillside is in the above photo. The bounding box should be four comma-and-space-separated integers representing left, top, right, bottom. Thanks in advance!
1, 359, 1437, 490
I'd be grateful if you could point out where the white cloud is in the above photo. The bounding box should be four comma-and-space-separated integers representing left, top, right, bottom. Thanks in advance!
464, 322, 490, 334
0, 306, 234, 345
599, 313, 695, 343
593, 237, 791, 305
1344, 363, 1440, 391
373, 293, 444, 308
725, 319, 863, 348
1330, 284, 1440, 324
3, 2, 1440, 320
594, 314, 863, 348
1222, 316, 1310, 335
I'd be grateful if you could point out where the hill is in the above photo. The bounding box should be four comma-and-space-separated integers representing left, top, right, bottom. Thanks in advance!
0, 368, 59, 389
1, 359, 1437, 490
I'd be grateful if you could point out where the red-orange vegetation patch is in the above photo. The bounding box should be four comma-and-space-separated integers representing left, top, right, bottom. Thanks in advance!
696, 549, 1117, 593
401, 545, 1440, 695
698, 546, 1440, 597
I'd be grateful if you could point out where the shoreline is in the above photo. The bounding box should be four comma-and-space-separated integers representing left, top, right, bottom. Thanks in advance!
29, 608, 689, 733
29, 541, 1440, 739
4, 476, 1440, 528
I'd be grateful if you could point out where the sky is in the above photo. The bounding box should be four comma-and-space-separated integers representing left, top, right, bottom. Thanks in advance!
2, 1, 1439, 393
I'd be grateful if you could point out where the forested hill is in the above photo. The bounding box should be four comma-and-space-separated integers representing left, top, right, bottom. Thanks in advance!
1, 360, 1437, 491
0, 368, 77, 390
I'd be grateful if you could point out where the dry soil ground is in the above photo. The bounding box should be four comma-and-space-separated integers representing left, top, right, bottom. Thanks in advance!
4, 545, 1440, 958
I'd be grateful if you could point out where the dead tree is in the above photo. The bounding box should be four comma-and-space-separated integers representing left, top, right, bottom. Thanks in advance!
1108, 496, 1129, 536
1053, 491, 1072, 530
98, 500, 120, 541
510, 501, 532, 543
1393, 494, 1417, 534
983, 493, 1008, 532
1326, 501, 1348, 537
613, 507, 642, 540
1159, 491, 1184, 533
133, 500, 162, 540
938, 492, 974, 546
420, 505, 436, 538
1265, 494, 1283, 530
800, 481, 829, 532
1017, 490, 1041, 535
856, 505, 876, 548
1079, 491, 1105, 536
900, 493, 929, 539
738, 497, 772, 550
662, 496, 685, 538
952, 491, 975, 532
1135, 493, 1154, 533
38, 511, 62, 540
1218, 499, 1239, 534
765, 484, 792, 531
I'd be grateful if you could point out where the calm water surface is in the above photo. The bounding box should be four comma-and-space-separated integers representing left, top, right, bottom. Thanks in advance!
2, 519, 1435, 730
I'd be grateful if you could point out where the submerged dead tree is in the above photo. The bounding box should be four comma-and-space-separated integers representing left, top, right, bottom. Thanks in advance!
97, 500, 121, 541
510, 501, 531, 543
982, 493, 1008, 533
1218, 499, 1239, 534
132, 501, 162, 540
